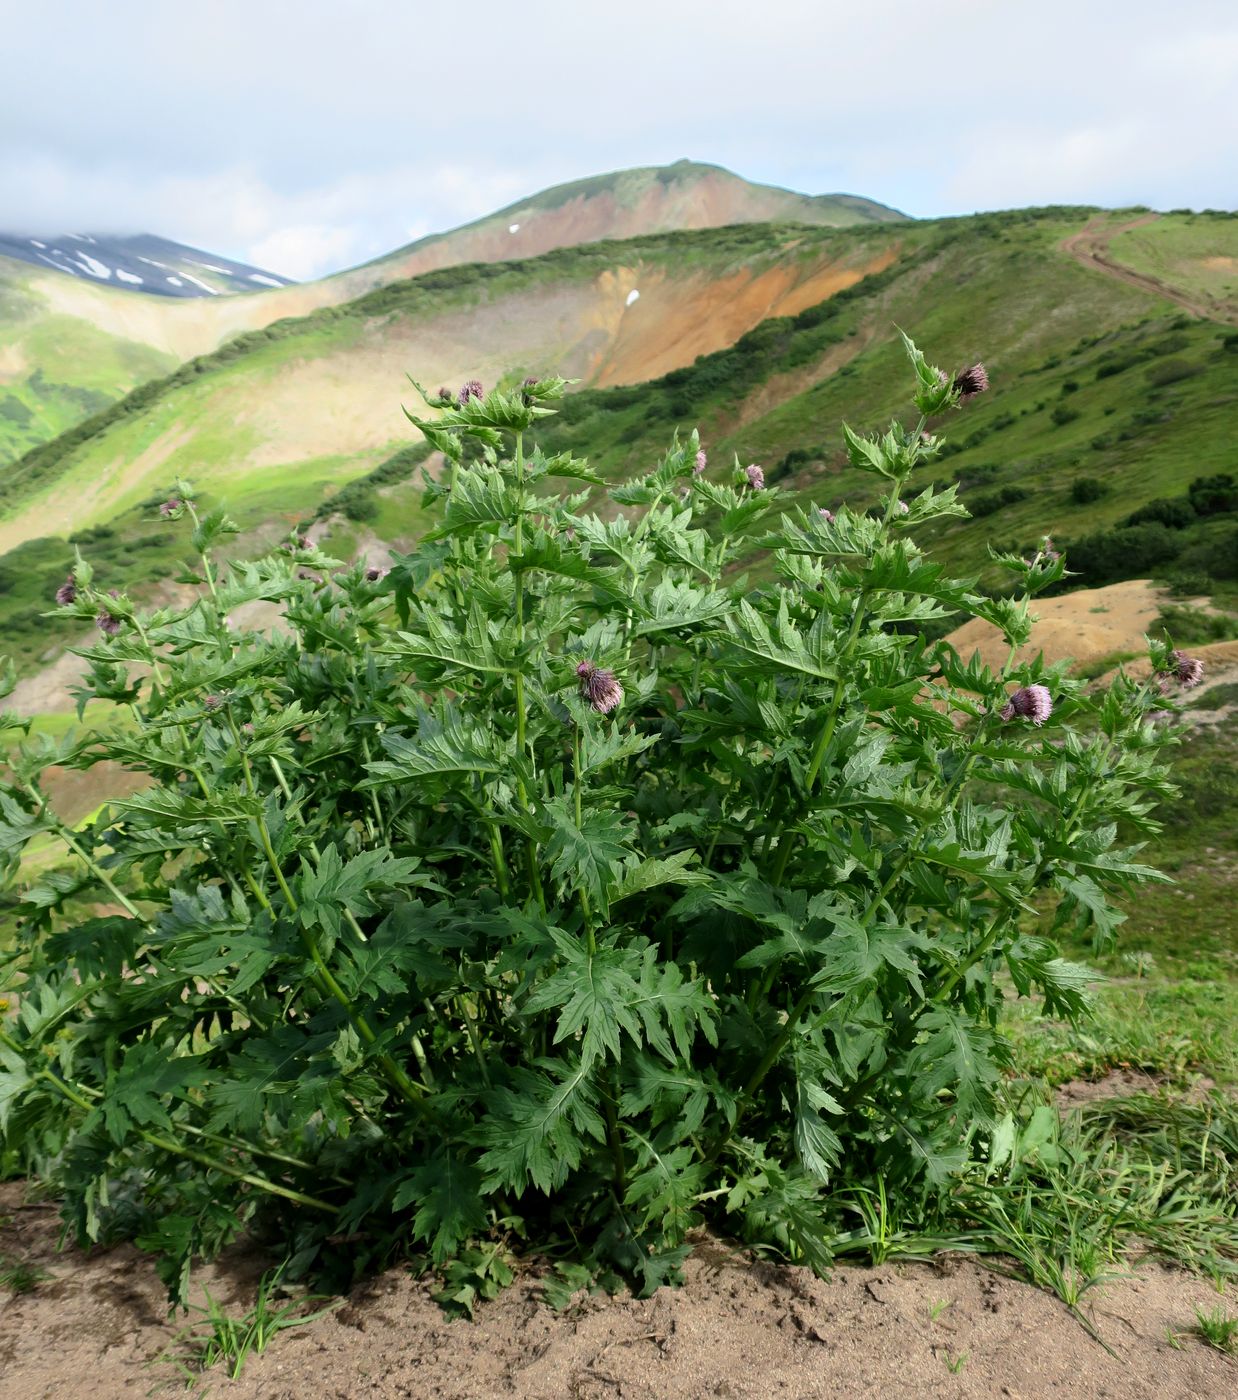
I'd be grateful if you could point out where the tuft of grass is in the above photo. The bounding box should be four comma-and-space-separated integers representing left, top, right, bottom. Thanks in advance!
163, 1263, 336, 1381
1193, 1304, 1238, 1354
0, 1251, 50, 1294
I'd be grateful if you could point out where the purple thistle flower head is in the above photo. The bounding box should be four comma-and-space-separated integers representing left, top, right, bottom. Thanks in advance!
203, 693, 222, 710
952, 363, 989, 402
818, 507, 834, 523
897, 499, 910, 516
520, 375, 539, 405
1171, 649, 1204, 689
694, 449, 707, 476
576, 659, 624, 715
457, 379, 484, 408
745, 463, 765, 491
435, 386, 453, 405
159, 496, 182, 518
999, 684, 1053, 726
55, 575, 77, 606
95, 606, 121, 637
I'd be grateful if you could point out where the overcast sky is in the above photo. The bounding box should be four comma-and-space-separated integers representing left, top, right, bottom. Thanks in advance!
2, 0, 1235, 279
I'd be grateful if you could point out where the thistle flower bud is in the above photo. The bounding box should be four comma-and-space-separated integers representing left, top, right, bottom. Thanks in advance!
457, 379, 484, 407
818, 508, 834, 523
95, 606, 121, 637
203, 693, 223, 710
1171, 650, 1204, 689
998, 684, 1052, 725
694, 449, 707, 476
435, 386, 453, 405
159, 496, 182, 518
745, 463, 765, 491
897, 500, 910, 516
365, 566, 386, 582
576, 659, 624, 715
55, 575, 76, 606
951, 363, 989, 402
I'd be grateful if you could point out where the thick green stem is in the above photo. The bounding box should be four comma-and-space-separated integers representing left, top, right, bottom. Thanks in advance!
457, 995, 492, 1087
23, 783, 143, 921
572, 721, 595, 951
603, 1069, 627, 1196
232, 726, 427, 1112
509, 428, 547, 914
0, 1035, 337, 1214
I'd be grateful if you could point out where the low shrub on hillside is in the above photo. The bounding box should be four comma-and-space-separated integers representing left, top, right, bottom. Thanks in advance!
1070, 477, 1109, 504
1, 339, 1181, 1305
1060, 474, 1238, 588
968, 484, 1030, 517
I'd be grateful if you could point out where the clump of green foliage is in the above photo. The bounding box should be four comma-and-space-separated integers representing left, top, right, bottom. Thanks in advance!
0, 338, 1182, 1304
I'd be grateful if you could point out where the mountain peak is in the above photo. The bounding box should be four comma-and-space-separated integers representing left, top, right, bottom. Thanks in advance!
0, 231, 295, 298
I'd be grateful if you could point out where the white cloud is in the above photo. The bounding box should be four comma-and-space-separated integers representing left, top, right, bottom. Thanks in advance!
0, 0, 1232, 277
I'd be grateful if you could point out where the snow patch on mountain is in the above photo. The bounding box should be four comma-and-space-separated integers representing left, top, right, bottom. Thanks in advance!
0, 231, 295, 299
73, 252, 112, 279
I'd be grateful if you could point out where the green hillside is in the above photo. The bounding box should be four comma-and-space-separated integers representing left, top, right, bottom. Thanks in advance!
0, 220, 912, 545
0, 207, 1234, 680
0, 263, 176, 465
532, 213, 1237, 584
0, 162, 907, 472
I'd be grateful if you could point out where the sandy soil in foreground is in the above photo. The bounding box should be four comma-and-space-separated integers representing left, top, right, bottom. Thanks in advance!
0, 1182, 1233, 1400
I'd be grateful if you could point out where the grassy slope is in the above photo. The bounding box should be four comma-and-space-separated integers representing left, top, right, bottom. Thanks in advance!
535, 210, 1236, 580
1107, 212, 1238, 308
1, 210, 1234, 680
1007, 715, 1237, 1091
0, 222, 911, 540
0, 266, 176, 465
0, 164, 906, 473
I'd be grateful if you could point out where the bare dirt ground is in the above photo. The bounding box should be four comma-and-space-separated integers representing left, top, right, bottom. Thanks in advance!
945, 578, 1235, 677
0, 1182, 1233, 1400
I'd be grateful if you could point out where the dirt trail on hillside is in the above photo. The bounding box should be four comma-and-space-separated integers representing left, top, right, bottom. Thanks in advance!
1, 1186, 1233, 1400
1060, 216, 1236, 324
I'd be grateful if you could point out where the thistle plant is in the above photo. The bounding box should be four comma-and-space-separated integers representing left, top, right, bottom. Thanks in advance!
0, 336, 1179, 1302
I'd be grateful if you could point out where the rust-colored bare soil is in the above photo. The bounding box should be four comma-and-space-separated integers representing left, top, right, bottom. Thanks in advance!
0, 1184, 1232, 1399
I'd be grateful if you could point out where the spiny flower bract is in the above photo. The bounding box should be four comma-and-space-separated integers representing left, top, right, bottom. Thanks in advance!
576, 660, 624, 715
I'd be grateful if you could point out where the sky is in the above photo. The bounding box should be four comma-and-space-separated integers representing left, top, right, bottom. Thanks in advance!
2, 0, 1235, 280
